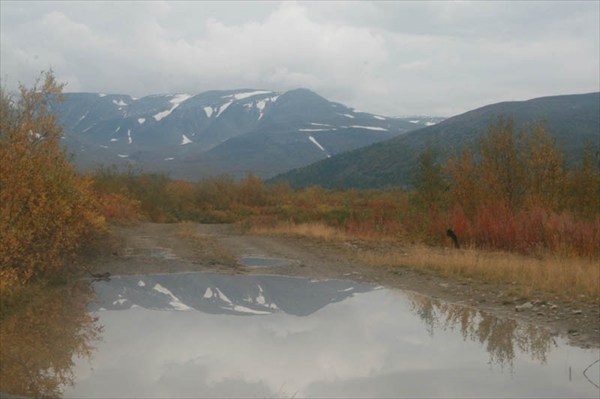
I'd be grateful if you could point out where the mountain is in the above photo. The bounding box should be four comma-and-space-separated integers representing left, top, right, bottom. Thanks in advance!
270, 92, 600, 189
53, 89, 442, 179
90, 272, 373, 317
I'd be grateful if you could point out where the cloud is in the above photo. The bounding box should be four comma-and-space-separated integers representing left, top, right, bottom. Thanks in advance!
1, 1, 598, 116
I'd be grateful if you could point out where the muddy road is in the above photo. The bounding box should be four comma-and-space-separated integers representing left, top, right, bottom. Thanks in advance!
85, 222, 599, 349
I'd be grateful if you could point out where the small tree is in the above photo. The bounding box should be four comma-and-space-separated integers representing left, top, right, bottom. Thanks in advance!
0, 71, 104, 289
523, 122, 566, 210
567, 143, 600, 218
478, 117, 527, 210
411, 147, 446, 210
445, 146, 481, 218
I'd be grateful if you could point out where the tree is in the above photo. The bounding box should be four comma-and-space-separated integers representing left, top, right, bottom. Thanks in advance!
522, 122, 566, 210
411, 147, 446, 210
445, 146, 481, 217
567, 143, 600, 218
0, 71, 104, 289
478, 117, 527, 210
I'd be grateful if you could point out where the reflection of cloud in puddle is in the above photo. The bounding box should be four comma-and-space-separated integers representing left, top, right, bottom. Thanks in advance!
66, 282, 599, 399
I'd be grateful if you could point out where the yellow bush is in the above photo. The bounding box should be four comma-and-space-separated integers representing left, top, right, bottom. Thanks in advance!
0, 72, 105, 288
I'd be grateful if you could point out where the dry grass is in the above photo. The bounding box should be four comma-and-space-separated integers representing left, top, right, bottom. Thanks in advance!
358, 245, 599, 302
250, 222, 349, 241
249, 221, 599, 302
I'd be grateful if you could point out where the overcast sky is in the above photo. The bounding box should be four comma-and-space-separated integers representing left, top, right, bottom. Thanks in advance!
1, 1, 599, 116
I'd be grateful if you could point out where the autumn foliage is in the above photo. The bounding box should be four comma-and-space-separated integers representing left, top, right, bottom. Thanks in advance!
440, 117, 599, 257
90, 116, 598, 259
0, 72, 105, 290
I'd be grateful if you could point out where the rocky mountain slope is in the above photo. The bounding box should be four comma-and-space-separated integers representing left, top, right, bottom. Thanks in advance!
54, 89, 442, 179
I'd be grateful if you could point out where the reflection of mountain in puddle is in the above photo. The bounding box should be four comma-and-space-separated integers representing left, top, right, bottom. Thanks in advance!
91, 272, 373, 317
64, 274, 598, 399
408, 293, 556, 369
0, 281, 101, 398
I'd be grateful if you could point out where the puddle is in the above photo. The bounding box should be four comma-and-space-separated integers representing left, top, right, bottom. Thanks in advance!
238, 256, 292, 267
1, 272, 597, 398
122, 246, 179, 260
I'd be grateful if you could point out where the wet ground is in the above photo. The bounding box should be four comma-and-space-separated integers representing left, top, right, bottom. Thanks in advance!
83, 223, 600, 349
2, 219, 599, 398
59, 272, 597, 397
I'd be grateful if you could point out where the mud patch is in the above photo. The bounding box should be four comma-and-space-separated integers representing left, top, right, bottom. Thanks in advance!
238, 256, 292, 268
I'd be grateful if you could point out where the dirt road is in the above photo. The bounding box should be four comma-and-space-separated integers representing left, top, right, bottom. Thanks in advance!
85, 222, 599, 349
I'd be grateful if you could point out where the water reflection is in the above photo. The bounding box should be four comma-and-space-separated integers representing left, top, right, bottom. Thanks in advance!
90, 272, 372, 316
0, 281, 101, 398
61, 272, 598, 398
409, 294, 556, 369
238, 256, 291, 268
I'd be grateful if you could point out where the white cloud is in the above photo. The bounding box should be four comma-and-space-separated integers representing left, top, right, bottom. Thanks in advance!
1, 1, 598, 116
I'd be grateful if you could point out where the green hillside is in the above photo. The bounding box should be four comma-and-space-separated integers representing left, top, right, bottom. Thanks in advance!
270, 92, 600, 189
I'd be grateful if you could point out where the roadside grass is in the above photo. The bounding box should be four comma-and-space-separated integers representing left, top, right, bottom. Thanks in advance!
358, 246, 599, 302
250, 221, 349, 241
250, 221, 599, 303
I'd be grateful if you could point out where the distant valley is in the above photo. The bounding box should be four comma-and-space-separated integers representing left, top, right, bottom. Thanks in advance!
54, 89, 443, 180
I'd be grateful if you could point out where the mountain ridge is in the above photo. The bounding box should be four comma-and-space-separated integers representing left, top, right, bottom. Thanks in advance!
53, 88, 443, 179
269, 92, 600, 189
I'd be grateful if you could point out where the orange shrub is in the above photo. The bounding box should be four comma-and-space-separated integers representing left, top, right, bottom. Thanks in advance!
96, 192, 142, 224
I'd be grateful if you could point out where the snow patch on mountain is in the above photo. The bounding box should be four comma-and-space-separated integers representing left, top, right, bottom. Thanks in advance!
348, 125, 388, 131
153, 94, 191, 121
153, 109, 172, 121
137, 118, 146, 124
170, 94, 192, 105
339, 113, 355, 119
181, 134, 193, 145
373, 115, 386, 120
256, 100, 267, 112
204, 106, 214, 118
117, 154, 128, 158
112, 99, 127, 107
309, 135, 330, 158
232, 90, 272, 100
127, 129, 132, 144
256, 96, 279, 120
216, 101, 232, 118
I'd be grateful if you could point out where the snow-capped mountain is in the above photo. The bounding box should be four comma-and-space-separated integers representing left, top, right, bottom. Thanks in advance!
54, 89, 442, 179
90, 273, 374, 317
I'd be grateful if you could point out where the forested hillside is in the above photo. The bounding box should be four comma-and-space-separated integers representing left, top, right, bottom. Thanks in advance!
272, 92, 600, 189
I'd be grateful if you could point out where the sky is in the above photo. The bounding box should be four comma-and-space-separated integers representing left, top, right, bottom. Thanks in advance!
1, 1, 599, 117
